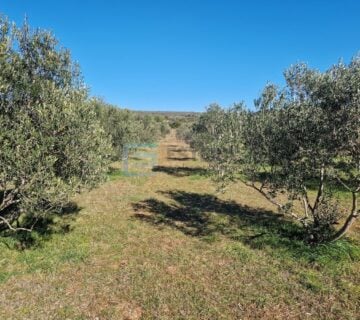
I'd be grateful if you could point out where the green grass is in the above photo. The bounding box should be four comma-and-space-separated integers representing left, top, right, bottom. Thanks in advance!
0, 233, 90, 283
0, 136, 359, 319
107, 167, 127, 180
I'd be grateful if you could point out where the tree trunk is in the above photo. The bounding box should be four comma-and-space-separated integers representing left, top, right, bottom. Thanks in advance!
313, 164, 325, 212
330, 192, 358, 241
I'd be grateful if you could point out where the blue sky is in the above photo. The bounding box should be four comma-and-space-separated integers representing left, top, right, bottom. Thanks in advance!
1, 1, 360, 111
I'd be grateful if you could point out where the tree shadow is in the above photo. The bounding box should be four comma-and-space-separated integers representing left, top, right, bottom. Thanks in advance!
167, 157, 195, 161
152, 166, 208, 177
0, 201, 82, 250
132, 190, 319, 258
167, 148, 196, 161
129, 156, 148, 161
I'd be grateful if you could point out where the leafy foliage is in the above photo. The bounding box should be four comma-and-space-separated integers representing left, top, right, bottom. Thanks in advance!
192, 58, 360, 242
0, 18, 112, 232
90, 98, 170, 159
191, 103, 246, 187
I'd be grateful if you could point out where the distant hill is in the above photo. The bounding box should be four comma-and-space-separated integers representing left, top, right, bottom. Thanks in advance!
133, 110, 201, 118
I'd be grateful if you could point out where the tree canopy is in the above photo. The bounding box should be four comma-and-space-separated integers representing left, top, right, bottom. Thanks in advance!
192, 58, 360, 242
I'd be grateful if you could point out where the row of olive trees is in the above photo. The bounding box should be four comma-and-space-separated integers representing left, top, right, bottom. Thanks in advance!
90, 98, 170, 159
0, 18, 169, 233
175, 119, 197, 144
192, 58, 360, 243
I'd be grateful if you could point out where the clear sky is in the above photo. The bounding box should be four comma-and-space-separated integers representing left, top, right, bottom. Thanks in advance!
1, 1, 360, 111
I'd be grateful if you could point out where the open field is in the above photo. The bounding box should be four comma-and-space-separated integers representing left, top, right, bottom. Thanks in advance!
0, 132, 359, 320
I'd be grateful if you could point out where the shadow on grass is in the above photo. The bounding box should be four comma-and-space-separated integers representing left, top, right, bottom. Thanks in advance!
152, 166, 208, 177
133, 190, 300, 240
167, 157, 195, 161
133, 190, 360, 264
129, 156, 149, 161
0, 201, 81, 250
167, 148, 195, 161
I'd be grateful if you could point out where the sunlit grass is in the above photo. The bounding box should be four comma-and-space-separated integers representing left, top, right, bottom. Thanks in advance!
0, 133, 359, 319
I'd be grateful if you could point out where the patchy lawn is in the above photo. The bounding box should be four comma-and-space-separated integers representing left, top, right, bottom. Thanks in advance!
0, 133, 359, 319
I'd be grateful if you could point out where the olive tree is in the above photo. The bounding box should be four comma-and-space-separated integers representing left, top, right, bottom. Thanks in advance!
0, 18, 111, 232
91, 98, 144, 159
175, 119, 197, 145
136, 114, 166, 143
192, 58, 359, 242
192, 103, 246, 188
283, 59, 360, 241
91, 99, 171, 160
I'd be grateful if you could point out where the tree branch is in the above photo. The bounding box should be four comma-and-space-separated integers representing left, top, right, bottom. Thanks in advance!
303, 185, 313, 212
241, 179, 301, 220
0, 215, 32, 232
335, 175, 353, 192
313, 163, 325, 211
330, 191, 358, 242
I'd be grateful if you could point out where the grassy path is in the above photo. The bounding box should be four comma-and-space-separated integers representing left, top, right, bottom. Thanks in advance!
0, 132, 359, 319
